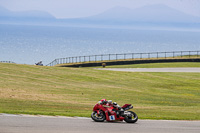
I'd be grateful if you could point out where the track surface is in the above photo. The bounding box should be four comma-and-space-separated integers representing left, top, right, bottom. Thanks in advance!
96, 68, 200, 72
0, 114, 199, 133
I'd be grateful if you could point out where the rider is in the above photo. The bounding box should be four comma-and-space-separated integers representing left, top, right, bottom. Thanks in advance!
98, 99, 109, 108
113, 102, 122, 110
98, 99, 121, 109
98, 99, 122, 117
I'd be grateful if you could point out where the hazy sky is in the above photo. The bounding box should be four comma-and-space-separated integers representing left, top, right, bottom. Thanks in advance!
0, 0, 200, 18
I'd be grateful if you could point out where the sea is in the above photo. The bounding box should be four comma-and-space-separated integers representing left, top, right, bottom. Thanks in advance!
0, 24, 200, 65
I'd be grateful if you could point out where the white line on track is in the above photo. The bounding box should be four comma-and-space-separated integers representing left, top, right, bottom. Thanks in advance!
0, 113, 90, 119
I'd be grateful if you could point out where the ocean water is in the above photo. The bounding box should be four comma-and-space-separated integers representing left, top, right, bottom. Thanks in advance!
0, 24, 200, 65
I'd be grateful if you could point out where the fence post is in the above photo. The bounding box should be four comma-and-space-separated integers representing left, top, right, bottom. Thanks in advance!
54, 59, 57, 65
109, 54, 110, 61
181, 51, 182, 58
54, 60, 56, 66
157, 52, 159, 58
197, 51, 199, 57
140, 53, 142, 59
116, 54, 118, 60
189, 51, 191, 58
124, 54, 126, 60
173, 52, 175, 58
58, 59, 60, 64
57, 59, 59, 64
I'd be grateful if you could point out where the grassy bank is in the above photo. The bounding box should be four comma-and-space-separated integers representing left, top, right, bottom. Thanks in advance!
0, 63, 200, 120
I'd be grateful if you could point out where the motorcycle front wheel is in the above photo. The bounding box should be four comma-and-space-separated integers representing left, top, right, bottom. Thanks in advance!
91, 111, 106, 122
124, 111, 138, 123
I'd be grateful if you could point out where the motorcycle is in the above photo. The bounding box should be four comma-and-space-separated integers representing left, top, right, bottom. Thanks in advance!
91, 101, 138, 123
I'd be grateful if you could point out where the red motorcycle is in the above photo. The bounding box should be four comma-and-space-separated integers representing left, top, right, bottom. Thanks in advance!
91, 100, 138, 123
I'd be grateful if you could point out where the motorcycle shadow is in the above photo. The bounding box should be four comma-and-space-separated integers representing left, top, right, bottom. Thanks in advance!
91, 121, 138, 124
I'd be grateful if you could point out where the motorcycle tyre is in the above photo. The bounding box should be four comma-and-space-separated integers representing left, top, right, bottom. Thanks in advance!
124, 111, 138, 123
91, 111, 105, 122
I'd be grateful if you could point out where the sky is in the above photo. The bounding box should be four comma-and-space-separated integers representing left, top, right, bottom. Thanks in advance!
0, 0, 200, 18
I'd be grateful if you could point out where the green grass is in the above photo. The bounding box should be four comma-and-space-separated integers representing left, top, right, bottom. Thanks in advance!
101, 62, 200, 68
0, 63, 200, 120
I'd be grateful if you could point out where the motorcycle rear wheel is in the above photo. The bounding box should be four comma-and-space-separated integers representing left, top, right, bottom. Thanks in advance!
91, 111, 106, 122
124, 111, 138, 123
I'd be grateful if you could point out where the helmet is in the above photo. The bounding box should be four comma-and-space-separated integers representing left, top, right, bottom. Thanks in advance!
113, 102, 117, 105
100, 99, 107, 104
113, 102, 118, 108
108, 100, 112, 104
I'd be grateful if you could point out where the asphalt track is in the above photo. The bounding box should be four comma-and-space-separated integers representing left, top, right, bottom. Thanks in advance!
95, 67, 200, 72
0, 114, 200, 133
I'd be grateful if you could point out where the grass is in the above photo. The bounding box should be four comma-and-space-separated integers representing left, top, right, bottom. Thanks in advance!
0, 62, 200, 120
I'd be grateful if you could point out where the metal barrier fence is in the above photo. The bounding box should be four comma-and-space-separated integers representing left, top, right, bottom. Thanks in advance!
0, 61, 15, 64
46, 50, 200, 66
